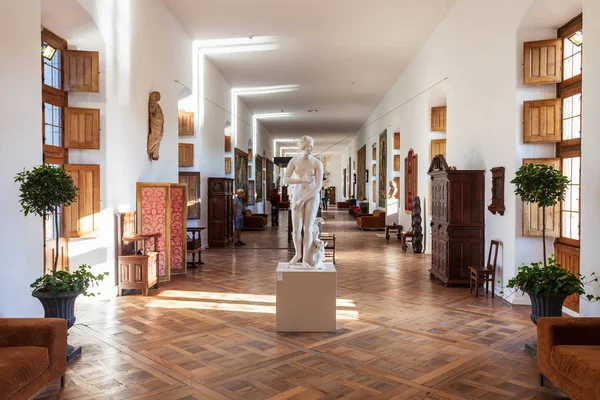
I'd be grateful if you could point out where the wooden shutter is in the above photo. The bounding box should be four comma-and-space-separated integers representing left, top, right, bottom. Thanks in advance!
63, 164, 100, 238
393, 132, 400, 149
64, 107, 100, 149
64, 50, 100, 92
178, 111, 194, 136
431, 106, 447, 131
523, 99, 561, 143
522, 158, 560, 237
179, 172, 201, 219
524, 39, 562, 84
178, 143, 194, 167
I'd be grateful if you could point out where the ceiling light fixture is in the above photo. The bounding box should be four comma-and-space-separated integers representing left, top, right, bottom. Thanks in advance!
308, 109, 318, 113
42, 43, 56, 60
568, 30, 583, 46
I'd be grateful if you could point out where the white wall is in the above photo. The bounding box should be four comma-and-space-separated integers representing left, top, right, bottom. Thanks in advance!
333, 0, 592, 299
0, 0, 44, 317
580, 0, 600, 316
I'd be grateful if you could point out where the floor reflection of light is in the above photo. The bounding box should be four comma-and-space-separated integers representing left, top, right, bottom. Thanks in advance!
156, 290, 356, 308
146, 298, 358, 320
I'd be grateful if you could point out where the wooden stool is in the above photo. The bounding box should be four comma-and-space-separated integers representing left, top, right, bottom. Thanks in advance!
187, 227, 206, 269
469, 240, 500, 298
400, 231, 413, 251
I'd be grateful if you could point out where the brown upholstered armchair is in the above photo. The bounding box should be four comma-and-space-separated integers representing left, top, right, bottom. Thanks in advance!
0, 318, 67, 400
357, 209, 386, 230
243, 210, 268, 230
537, 317, 600, 400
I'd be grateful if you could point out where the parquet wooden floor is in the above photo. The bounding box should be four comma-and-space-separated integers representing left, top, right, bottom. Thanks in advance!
39, 208, 568, 399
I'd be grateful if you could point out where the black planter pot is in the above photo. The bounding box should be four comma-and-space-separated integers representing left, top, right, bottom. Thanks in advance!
33, 290, 83, 362
526, 291, 569, 325
524, 291, 569, 356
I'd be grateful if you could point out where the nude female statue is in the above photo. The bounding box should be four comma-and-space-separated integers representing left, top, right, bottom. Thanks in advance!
148, 91, 164, 161
283, 135, 324, 267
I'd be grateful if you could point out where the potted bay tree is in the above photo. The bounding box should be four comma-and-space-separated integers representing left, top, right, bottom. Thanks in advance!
15, 164, 107, 361
509, 163, 599, 324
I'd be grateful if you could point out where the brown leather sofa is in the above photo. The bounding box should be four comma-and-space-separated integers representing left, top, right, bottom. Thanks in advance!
538, 317, 600, 400
357, 210, 386, 230
0, 318, 67, 400
336, 200, 349, 209
243, 210, 268, 230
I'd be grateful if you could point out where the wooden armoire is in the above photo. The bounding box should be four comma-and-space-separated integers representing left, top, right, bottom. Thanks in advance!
208, 178, 234, 247
428, 155, 485, 286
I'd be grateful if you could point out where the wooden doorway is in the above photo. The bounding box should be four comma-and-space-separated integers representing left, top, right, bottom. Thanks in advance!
329, 186, 336, 204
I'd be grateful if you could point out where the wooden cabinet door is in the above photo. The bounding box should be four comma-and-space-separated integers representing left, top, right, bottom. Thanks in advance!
522, 158, 561, 237
523, 99, 562, 143
64, 50, 100, 92
65, 107, 100, 149
555, 243, 580, 312
431, 176, 448, 223
431, 106, 447, 131
63, 164, 101, 238
178, 111, 194, 136
178, 143, 194, 167
524, 39, 562, 84
179, 172, 200, 219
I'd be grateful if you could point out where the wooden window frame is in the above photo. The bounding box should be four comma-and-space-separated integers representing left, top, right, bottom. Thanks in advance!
556, 14, 582, 248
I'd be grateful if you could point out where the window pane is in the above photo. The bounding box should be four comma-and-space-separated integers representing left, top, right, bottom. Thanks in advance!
573, 95, 581, 117
562, 158, 572, 181
563, 185, 572, 210
572, 157, 580, 184
564, 57, 573, 80
571, 185, 580, 212
570, 212, 580, 240
573, 53, 582, 77
45, 215, 55, 240
564, 38, 573, 58
562, 212, 571, 239
564, 96, 573, 118
572, 116, 581, 139
563, 119, 572, 140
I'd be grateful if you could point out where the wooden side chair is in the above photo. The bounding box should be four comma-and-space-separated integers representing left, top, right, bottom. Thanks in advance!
469, 240, 500, 298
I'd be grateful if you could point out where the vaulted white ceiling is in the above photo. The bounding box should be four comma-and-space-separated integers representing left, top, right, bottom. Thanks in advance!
164, 0, 456, 154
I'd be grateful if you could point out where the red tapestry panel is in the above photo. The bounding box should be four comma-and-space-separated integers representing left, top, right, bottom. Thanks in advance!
404, 149, 418, 213
169, 186, 185, 274
140, 186, 169, 279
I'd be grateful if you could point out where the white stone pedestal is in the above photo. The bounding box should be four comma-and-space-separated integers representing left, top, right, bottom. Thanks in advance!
275, 262, 337, 332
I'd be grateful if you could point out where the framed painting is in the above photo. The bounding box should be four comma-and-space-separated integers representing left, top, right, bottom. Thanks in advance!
225, 158, 232, 174
255, 154, 263, 202
357, 145, 366, 200
234, 148, 248, 194
247, 180, 255, 205
266, 158, 274, 194
378, 129, 387, 208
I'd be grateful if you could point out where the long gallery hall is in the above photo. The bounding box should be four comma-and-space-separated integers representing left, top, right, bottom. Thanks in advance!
1, 1, 600, 400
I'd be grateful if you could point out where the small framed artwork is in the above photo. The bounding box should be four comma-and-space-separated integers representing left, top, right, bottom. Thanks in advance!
224, 136, 232, 153
488, 167, 505, 215
225, 158, 232, 174
394, 155, 400, 171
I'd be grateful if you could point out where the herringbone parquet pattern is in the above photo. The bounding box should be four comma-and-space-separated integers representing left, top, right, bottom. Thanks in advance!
39, 208, 567, 399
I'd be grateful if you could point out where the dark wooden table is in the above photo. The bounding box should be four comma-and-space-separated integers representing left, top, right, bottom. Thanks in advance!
385, 224, 402, 241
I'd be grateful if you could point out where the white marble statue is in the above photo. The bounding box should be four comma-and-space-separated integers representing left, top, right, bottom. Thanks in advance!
312, 217, 327, 267
284, 135, 324, 268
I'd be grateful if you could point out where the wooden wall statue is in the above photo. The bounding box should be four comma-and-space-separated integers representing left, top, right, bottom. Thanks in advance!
148, 91, 164, 161
411, 196, 423, 253
404, 149, 418, 213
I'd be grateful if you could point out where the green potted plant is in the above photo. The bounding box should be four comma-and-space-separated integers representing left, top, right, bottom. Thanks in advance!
15, 164, 107, 361
509, 163, 575, 322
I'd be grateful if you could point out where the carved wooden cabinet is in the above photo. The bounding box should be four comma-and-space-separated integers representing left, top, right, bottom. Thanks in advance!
208, 178, 234, 247
428, 155, 485, 286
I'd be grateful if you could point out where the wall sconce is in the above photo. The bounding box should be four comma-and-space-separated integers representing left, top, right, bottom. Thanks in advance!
365, 169, 369, 183
568, 30, 583, 46
42, 43, 57, 60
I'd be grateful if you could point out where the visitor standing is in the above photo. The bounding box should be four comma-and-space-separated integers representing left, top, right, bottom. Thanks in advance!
233, 189, 246, 246
269, 188, 281, 226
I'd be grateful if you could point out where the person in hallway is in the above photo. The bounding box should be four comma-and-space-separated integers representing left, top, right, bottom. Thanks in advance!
269, 187, 280, 226
233, 188, 246, 247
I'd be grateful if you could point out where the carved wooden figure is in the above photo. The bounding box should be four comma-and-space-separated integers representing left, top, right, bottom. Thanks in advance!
148, 91, 164, 161
411, 196, 423, 253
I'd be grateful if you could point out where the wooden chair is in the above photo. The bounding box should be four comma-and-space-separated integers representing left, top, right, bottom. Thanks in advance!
469, 240, 500, 298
